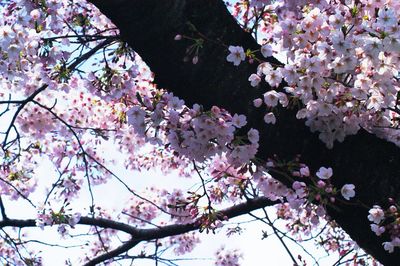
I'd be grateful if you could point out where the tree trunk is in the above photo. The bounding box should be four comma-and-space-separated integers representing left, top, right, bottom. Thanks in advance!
88, 0, 400, 264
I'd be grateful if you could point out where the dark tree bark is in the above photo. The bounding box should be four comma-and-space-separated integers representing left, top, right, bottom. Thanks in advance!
88, 0, 400, 264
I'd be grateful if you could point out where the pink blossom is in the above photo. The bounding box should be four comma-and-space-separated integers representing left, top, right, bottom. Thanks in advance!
370, 224, 385, 236
253, 98, 263, 107
248, 74, 261, 87
247, 128, 259, 144
226, 46, 245, 66
376, 9, 397, 30
340, 184, 355, 200
214, 246, 242, 266
368, 206, 385, 224
232, 114, 247, 128
68, 213, 81, 227
299, 166, 310, 177
316, 167, 333, 180
264, 112, 276, 124
30, 9, 41, 20
265, 69, 282, 87
261, 44, 273, 58
317, 180, 326, 188
383, 242, 394, 253
168, 233, 200, 255
263, 90, 280, 107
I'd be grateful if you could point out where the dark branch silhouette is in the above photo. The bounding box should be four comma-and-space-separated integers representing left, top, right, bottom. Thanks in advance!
0, 197, 276, 265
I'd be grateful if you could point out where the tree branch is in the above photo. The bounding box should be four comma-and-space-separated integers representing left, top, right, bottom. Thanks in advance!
0, 197, 7, 221
0, 197, 276, 265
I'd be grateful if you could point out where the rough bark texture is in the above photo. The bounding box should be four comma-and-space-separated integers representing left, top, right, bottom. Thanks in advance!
89, 0, 400, 264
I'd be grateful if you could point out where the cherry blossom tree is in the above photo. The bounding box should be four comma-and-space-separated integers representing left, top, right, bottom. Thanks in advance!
0, 0, 400, 265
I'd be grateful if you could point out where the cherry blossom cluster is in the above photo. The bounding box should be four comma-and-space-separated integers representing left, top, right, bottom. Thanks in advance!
207, 154, 254, 203
160, 187, 223, 231
162, 188, 202, 224
35, 204, 81, 235
203, 149, 357, 241
0, 0, 118, 96
0, 0, 145, 203
227, 0, 400, 148
252, 160, 358, 256
0, 1, 138, 259
260, 162, 355, 206
368, 202, 400, 253
214, 246, 242, 266
81, 208, 120, 263
122, 186, 216, 229
123, 187, 201, 226
0, 152, 37, 200
204, 151, 359, 257
126, 90, 259, 166
0, 237, 42, 266
122, 192, 160, 226
165, 232, 201, 255
117, 147, 358, 243
274, 201, 363, 260
315, 221, 362, 259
